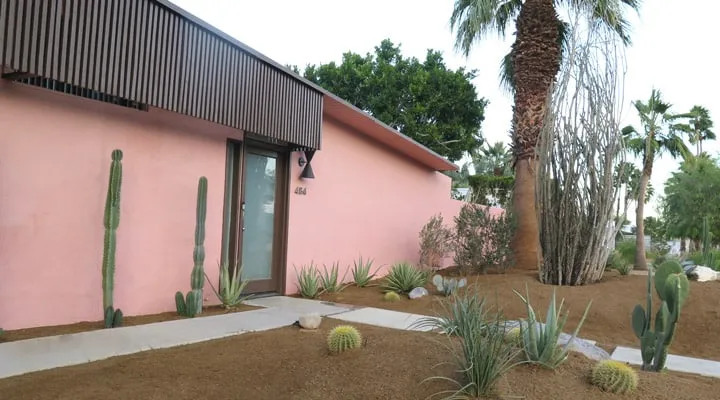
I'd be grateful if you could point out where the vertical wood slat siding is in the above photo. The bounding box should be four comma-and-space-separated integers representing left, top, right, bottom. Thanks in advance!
0, 0, 322, 150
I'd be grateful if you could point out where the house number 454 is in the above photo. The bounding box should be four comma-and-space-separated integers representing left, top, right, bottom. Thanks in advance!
294, 186, 307, 195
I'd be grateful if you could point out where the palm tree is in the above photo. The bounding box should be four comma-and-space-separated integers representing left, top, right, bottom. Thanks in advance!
622, 89, 691, 270
672, 105, 715, 156
472, 141, 512, 176
449, 0, 640, 270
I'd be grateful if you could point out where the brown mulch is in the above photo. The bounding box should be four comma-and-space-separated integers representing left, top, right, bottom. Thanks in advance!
0, 320, 717, 400
320, 269, 720, 360
0, 304, 259, 343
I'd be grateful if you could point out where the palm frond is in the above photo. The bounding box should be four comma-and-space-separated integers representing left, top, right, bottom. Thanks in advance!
450, 0, 522, 57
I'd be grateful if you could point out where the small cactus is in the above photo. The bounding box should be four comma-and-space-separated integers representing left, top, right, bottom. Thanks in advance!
504, 326, 522, 346
432, 274, 467, 296
327, 325, 362, 353
383, 291, 401, 302
591, 360, 638, 394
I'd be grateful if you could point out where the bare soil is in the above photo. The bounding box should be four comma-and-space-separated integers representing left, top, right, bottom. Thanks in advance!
0, 304, 259, 343
0, 321, 717, 400
321, 269, 720, 360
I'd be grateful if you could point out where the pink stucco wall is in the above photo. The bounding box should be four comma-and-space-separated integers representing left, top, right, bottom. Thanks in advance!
0, 81, 236, 330
284, 116, 502, 294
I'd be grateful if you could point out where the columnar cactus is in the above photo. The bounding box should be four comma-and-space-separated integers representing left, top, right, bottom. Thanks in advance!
432, 274, 467, 296
102, 149, 124, 328
631, 260, 690, 371
591, 360, 638, 394
327, 325, 362, 353
176, 177, 207, 318
702, 216, 715, 268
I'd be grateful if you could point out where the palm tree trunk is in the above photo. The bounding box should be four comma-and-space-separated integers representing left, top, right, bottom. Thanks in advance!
509, 0, 561, 271
635, 172, 650, 270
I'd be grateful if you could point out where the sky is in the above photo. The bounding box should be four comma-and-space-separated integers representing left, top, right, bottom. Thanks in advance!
171, 0, 719, 220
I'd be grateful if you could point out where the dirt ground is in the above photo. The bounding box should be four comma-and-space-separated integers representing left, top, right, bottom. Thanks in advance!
321, 269, 720, 360
0, 320, 717, 400
0, 304, 258, 343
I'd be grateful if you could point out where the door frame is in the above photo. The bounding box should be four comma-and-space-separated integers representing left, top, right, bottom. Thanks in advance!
222, 138, 290, 295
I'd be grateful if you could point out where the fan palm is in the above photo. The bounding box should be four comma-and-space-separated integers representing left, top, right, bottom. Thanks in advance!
671, 105, 715, 156
449, 0, 641, 270
473, 141, 512, 176
622, 89, 691, 269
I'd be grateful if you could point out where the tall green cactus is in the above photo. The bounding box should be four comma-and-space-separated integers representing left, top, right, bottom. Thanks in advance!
702, 216, 715, 268
175, 177, 207, 318
631, 260, 690, 371
102, 149, 124, 328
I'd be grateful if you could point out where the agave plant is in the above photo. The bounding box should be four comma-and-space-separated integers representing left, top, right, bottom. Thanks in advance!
351, 255, 381, 287
412, 286, 490, 336
295, 262, 323, 298
381, 262, 428, 294
513, 284, 592, 369
204, 261, 252, 308
320, 261, 350, 293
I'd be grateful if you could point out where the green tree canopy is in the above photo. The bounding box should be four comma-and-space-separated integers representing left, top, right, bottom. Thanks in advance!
299, 39, 488, 162
661, 156, 720, 242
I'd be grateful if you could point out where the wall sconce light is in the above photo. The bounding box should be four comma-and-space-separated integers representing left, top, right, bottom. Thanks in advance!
299, 150, 315, 179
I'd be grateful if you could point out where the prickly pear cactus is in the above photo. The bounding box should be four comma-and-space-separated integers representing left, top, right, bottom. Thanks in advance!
327, 325, 362, 353
591, 360, 638, 394
432, 274, 467, 296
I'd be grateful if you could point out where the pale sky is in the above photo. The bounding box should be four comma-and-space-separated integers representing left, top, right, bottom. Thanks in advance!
171, 0, 719, 220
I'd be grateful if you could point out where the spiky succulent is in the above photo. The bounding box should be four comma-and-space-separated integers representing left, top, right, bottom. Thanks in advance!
327, 325, 362, 353
591, 360, 638, 394
504, 326, 522, 346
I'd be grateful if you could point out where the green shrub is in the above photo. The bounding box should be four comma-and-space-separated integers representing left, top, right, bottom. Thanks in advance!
205, 261, 251, 308
591, 360, 638, 394
320, 261, 349, 293
294, 262, 323, 299
327, 325, 362, 353
420, 291, 522, 398
381, 262, 428, 294
453, 203, 515, 274
614, 239, 636, 265
514, 285, 592, 369
418, 214, 453, 271
351, 255, 381, 287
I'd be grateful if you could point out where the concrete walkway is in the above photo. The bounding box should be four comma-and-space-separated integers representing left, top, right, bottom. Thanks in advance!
2, 296, 719, 381
611, 346, 720, 378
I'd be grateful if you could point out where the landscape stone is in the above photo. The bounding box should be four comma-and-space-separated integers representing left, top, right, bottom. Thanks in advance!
298, 313, 322, 330
408, 287, 429, 299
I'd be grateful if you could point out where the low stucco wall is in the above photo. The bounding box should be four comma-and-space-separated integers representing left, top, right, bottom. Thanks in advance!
284, 117, 502, 293
0, 81, 234, 330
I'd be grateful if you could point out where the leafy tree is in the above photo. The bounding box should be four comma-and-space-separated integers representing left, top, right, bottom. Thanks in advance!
661, 156, 720, 246
672, 105, 715, 156
643, 216, 666, 242
623, 89, 692, 269
300, 39, 487, 162
449, 0, 640, 270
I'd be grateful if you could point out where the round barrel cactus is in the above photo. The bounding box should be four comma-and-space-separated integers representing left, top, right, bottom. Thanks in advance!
383, 291, 401, 302
327, 325, 362, 353
591, 360, 638, 394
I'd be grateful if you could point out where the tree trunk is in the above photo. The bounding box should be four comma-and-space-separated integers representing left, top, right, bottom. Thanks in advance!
509, 0, 561, 270
634, 172, 651, 270
512, 159, 541, 269
680, 239, 686, 253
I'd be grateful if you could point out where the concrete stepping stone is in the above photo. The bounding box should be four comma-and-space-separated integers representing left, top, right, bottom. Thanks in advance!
330, 307, 438, 332
611, 346, 720, 378
244, 296, 354, 316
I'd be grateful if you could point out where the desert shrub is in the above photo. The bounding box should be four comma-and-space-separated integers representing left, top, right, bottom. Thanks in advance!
608, 254, 633, 275
295, 263, 323, 298
319, 262, 349, 293
614, 239, 636, 265
418, 214, 453, 272
420, 291, 522, 398
514, 285, 592, 369
351, 255, 381, 287
412, 286, 491, 336
381, 262, 428, 294
591, 360, 639, 394
453, 203, 515, 274
205, 261, 251, 308
327, 325, 362, 353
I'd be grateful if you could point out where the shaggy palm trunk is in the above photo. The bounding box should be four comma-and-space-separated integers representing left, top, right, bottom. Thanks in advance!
510, 0, 561, 270
634, 170, 651, 270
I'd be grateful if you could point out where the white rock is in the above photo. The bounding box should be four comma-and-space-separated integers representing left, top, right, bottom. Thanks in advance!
688, 265, 720, 282
409, 287, 429, 299
298, 313, 322, 330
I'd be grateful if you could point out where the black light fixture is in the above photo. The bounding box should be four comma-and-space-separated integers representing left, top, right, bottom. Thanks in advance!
299, 150, 315, 179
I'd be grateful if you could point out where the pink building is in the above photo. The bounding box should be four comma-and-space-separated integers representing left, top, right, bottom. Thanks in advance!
0, 0, 488, 330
